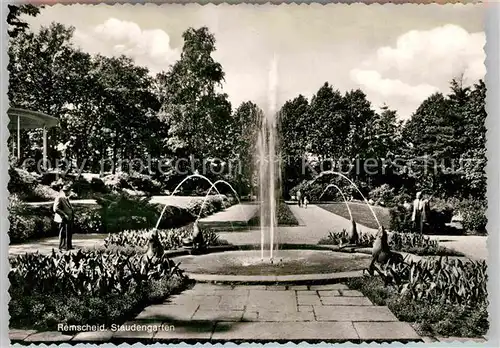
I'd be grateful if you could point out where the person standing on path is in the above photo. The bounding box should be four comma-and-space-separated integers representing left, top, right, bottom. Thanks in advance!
53, 182, 74, 250
411, 191, 424, 234
296, 189, 302, 208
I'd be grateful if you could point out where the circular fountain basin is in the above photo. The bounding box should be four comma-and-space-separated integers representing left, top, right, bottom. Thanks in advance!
173, 249, 371, 276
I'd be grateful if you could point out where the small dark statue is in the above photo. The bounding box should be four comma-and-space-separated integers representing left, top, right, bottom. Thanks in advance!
182, 220, 206, 254
368, 226, 404, 280
338, 219, 359, 251
146, 229, 164, 259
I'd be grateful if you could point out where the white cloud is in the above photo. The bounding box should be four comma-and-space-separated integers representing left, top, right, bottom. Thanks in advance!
350, 24, 486, 118
73, 18, 180, 74
350, 69, 439, 101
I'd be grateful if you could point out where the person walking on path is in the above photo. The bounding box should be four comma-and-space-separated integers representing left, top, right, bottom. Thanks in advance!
53, 182, 74, 250
303, 193, 309, 208
296, 189, 302, 208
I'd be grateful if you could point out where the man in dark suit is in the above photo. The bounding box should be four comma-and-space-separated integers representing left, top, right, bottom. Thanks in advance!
53, 182, 74, 250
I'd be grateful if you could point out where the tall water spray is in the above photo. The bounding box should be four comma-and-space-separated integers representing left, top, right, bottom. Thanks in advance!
256, 55, 280, 262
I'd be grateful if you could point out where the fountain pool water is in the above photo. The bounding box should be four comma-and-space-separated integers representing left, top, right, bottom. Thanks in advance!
173, 250, 371, 276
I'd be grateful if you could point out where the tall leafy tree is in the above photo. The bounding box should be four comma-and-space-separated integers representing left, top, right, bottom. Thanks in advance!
157, 27, 232, 169
230, 101, 262, 194
278, 94, 310, 192
308, 83, 348, 161
7, 4, 40, 38
343, 89, 376, 159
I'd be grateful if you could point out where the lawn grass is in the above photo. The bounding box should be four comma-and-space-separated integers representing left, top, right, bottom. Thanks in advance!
346, 276, 488, 338
317, 202, 390, 230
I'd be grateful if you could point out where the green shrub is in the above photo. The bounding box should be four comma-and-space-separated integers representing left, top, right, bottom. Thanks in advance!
389, 199, 456, 235
456, 199, 487, 234
96, 193, 160, 233
101, 173, 162, 195
8, 167, 38, 196
8, 200, 103, 243
369, 184, 395, 206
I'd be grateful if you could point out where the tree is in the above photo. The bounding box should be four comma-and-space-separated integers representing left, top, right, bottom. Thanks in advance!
308, 82, 348, 161
368, 104, 400, 159
157, 27, 233, 169
8, 23, 84, 164
343, 89, 376, 159
278, 94, 310, 192
7, 4, 40, 38
230, 101, 262, 194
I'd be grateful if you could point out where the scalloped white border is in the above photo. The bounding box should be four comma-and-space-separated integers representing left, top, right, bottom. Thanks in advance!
1, 2, 498, 347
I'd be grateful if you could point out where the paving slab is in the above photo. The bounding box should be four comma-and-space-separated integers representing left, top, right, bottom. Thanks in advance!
317, 290, 341, 297
199, 295, 248, 311
298, 305, 314, 312
297, 294, 322, 306
340, 290, 364, 297
354, 322, 421, 341
9, 329, 37, 341
310, 284, 349, 290
212, 321, 360, 341
266, 285, 287, 291
242, 311, 259, 321
247, 290, 297, 311
136, 304, 199, 321
255, 310, 315, 322
72, 330, 114, 342
321, 296, 373, 306
314, 305, 398, 322
24, 331, 74, 342
192, 310, 244, 322
297, 290, 319, 296
165, 294, 221, 305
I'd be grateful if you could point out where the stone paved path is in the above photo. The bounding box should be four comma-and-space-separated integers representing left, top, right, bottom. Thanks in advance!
9, 203, 486, 260
218, 205, 377, 246
11, 283, 422, 343
199, 203, 258, 230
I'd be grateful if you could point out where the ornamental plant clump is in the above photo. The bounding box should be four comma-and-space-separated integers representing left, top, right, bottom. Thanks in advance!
9, 249, 186, 297
319, 230, 449, 256
318, 229, 375, 247
104, 226, 225, 250
378, 257, 487, 307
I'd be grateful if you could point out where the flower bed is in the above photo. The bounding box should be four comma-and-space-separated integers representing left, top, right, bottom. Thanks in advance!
104, 225, 228, 250
348, 257, 488, 337
248, 201, 299, 226
9, 249, 189, 331
318, 230, 463, 256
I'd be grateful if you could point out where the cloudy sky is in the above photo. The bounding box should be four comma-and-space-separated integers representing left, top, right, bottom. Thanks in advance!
26, 3, 485, 119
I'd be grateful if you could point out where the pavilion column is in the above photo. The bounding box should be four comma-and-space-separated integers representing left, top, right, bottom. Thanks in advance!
17, 115, 20, 160
43, 126, 47, 170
